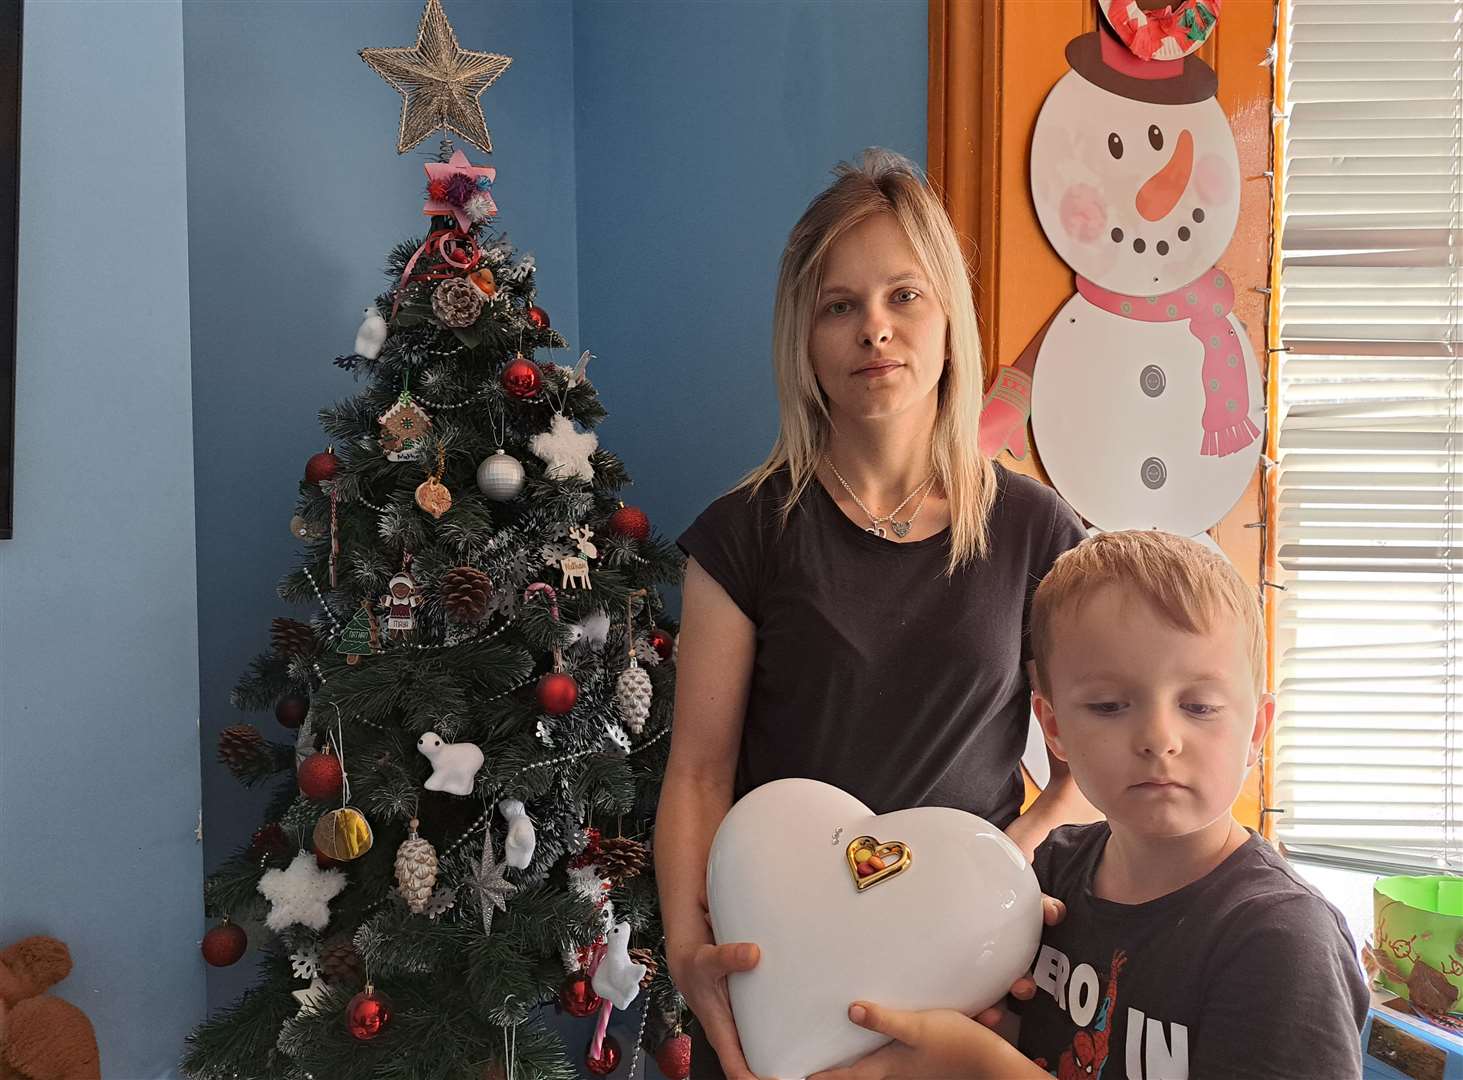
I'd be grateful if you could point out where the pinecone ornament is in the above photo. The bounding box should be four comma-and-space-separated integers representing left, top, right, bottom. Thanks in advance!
395, 818, 439, 914
441, 566, 494, 622
616, 659, 652, 735
595, 836, 648, 882
320, 934, 364, 988
628, 947, 657, 990
432, 278, 484, 328
217, 724, 265, 778
271, 617, 318, 658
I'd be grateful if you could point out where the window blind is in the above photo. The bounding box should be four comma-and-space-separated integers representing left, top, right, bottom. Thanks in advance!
1275, 0, 1463, 869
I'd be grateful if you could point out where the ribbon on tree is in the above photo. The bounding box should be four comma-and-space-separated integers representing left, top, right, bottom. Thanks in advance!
390, 228, 482, 319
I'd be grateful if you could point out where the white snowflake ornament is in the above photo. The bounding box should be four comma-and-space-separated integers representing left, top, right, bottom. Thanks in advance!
289, 945, 321, 980
423, 886, 457, 919
530, 413, 597, 482
258, 852, 347, 932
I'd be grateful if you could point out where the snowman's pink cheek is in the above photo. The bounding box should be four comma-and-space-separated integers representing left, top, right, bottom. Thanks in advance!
1194, 154, 1233, 206
1059, 183, 1107, 244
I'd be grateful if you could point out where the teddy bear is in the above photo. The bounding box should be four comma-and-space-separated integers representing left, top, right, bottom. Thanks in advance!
0, 936, 100, 1080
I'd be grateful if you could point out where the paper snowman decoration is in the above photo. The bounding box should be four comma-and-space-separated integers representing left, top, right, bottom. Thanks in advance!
706, 779, 1042, 1080
991, 28, 1262, 539
416, 732, 484, 796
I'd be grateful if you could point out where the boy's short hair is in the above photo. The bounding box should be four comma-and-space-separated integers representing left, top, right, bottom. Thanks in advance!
1030, 530, 1265, 695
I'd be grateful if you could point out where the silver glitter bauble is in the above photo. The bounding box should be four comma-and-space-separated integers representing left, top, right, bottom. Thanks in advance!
476, 450, 525, 501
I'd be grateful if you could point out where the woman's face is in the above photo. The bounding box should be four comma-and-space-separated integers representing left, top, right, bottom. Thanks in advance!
808, 212, 948, 426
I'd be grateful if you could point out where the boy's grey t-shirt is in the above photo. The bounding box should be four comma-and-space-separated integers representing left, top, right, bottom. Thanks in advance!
677, 462, 1085, 828
1018, 822, 1370, 1080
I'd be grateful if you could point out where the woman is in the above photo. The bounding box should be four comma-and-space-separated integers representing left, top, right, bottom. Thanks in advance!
656, 150, 1093, 1080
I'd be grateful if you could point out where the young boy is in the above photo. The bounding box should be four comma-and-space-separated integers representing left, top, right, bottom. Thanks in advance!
812, 530, 1369, 1080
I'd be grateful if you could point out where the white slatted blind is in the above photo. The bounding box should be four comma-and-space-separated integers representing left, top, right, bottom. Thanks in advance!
1276, 0, 1463, 869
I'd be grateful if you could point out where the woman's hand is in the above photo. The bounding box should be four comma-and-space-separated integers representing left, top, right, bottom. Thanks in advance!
666, 933, 762, 1080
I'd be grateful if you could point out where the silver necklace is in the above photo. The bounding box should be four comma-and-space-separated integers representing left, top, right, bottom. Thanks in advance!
825, 457, 936, 539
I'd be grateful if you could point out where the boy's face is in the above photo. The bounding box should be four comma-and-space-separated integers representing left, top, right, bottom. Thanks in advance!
1033, 584, 1272, 841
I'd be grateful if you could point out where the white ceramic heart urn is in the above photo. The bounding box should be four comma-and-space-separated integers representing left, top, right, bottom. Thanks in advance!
706, 778, 1042, 1080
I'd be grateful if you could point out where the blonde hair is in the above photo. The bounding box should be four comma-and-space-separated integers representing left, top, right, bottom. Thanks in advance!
736, 148, 996, 573
1030, 531, 1266, 695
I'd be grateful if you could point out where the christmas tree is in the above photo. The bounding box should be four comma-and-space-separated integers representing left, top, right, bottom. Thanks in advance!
183, 5, 687, 1077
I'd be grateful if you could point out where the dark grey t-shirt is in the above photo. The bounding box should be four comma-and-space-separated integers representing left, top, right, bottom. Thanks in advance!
678, 463, 1085, 829
1018, 822, 1369, 1080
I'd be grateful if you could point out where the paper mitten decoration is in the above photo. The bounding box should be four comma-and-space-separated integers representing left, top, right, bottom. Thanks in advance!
417, 732, 485, 796
499, 799, 537, 870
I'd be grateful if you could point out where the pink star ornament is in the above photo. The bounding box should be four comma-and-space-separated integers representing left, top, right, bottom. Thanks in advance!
423, 150, 497, 232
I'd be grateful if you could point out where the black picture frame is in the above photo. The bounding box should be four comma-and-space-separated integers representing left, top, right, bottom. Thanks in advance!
0, 4, 18, 540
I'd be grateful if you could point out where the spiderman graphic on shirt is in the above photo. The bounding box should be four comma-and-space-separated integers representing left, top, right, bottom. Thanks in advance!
1033, 949, 1127, 1079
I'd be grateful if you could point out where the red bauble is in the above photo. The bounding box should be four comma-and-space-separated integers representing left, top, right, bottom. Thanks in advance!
584, 1034, 620, 1076
536, 672, 578, 715
655, 1034, 693, 1080
608, 504, 651, 541
345, 984, 392, 1041
200, 921, 247, 967
525, 305, 550, 330
304, 448, 338, 485
298, 747, 344, 802
559, 971, 601, 1018
649, 628, 674, 662
250, 822, 290, 859
274, 693, 309, 730
501, 355, 543, 400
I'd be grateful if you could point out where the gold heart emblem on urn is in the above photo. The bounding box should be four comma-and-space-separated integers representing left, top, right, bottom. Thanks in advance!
845, 835, 912, 891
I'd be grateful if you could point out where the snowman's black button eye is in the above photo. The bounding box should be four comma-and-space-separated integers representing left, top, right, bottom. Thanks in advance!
1148, 124, 1164, 151
1108, 133, 1123, 159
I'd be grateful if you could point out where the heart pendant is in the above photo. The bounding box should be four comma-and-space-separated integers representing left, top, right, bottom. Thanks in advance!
845, 834, 912, 891
889, 519, 911, 538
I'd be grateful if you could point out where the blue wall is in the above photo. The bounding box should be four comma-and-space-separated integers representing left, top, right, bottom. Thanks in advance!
573, 0, 928, 544
0, 1, 203, 1076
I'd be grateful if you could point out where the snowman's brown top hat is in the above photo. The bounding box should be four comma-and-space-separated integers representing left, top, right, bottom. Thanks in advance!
1066, 26, 1217, 105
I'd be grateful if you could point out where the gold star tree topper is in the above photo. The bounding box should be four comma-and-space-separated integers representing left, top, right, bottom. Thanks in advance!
360, 0, 512, 155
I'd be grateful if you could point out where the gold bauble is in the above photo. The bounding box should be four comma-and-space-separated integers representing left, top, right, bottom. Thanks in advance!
314, 807, 374, 861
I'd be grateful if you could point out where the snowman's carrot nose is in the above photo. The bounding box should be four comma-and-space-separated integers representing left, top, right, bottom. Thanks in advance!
1136, 129, 1194, 222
